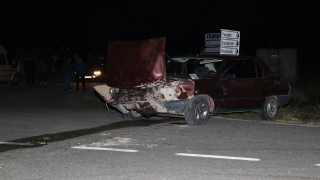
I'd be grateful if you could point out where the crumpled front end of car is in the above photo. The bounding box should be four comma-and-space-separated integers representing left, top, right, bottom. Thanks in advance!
94, 79, 196, 117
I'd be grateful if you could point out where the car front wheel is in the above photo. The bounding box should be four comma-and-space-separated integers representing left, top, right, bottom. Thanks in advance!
184, 95, 210, 125
258, 96, 278, 120
122, 111, 143, 120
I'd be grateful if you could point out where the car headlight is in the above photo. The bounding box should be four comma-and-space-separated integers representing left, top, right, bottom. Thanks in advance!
94, 71, 101, 76
109, 87, 119, 96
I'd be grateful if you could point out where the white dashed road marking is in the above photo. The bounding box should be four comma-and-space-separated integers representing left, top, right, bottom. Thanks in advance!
0, 141, 35, 146
316, 164, 320, 167
175, 153, 260, 161
71, 146, 139, 152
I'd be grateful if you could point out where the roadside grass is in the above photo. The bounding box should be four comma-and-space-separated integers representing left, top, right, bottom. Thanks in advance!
220, 78, 320, 125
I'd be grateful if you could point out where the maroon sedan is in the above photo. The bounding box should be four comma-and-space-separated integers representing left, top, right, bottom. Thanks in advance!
94, 37, 291, 125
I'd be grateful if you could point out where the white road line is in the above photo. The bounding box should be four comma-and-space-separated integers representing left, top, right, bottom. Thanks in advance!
175, 153, 260, 161
0, 142, 35, 146
71, 146, 139, 152
316, 164, 320, 167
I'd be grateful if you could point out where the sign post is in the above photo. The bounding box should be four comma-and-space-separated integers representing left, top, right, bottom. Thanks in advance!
220, 29, 240, 55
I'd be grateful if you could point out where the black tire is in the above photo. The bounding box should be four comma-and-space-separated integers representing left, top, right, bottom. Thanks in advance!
258, 96, 278, 120
10, 75, 19, 86
122, 111, 143, 120
184, 95, 210, 125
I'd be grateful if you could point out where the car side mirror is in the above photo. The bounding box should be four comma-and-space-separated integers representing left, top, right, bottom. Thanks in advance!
221, 73, 236, 80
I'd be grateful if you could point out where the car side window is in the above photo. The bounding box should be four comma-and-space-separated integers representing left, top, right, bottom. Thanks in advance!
226, 59, 257, 79
0, 54, 6, 65
223, 59, 237, 72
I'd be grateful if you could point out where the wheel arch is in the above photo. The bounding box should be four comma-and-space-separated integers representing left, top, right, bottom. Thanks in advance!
183, 94, 213, 125
258, 95, 278, 120
187, 94, 215, 112
261, 94, 278, 105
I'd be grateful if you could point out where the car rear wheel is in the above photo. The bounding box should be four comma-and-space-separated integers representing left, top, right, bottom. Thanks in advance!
184, 95, 210, 125
258, 96, 278, 120
122, 111, 143, 120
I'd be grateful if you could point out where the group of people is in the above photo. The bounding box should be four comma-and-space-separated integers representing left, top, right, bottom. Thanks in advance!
24, 56, 52, 85
63, 57, 87, 91
24, 56, 87, 92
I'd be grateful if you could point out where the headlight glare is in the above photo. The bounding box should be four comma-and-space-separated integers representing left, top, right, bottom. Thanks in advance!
94, 71, 101, 76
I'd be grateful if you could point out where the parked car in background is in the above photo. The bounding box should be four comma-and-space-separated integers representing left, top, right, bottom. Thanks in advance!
0, 43, 19, 85
94, 37, 292, 125
84, 55, 107, 82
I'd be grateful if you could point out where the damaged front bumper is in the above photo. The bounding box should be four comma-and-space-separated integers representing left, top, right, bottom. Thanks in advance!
94, 79, 199, 116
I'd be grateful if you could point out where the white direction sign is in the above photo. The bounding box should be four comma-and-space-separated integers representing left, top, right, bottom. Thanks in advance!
220, 47, 239, 55
220, 29, 240, 55
221, 39, 239, 47
221, 29, 240, 39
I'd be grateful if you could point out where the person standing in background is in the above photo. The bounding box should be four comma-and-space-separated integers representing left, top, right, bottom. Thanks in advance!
24, 56, 37, 85
72, 57, 87, 91
54, 56, 64, 81
37, 60, 48, 84
62, 57, 73, 91
45, 56, 54, 83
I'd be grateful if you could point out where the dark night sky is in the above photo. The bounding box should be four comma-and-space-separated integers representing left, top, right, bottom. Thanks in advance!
0, 1, 317, 59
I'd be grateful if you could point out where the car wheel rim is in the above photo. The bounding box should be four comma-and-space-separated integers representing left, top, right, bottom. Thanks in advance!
266, 99, 277, 118
195, 102, 208, 122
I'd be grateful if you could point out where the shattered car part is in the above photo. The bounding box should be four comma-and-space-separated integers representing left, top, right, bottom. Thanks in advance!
105, 37, 166, 88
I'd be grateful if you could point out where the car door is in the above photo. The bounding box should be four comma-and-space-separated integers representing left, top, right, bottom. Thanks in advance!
220, 58, 267, 108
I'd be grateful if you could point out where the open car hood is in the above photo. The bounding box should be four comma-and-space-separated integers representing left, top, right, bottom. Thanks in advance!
106, 37, 166, 88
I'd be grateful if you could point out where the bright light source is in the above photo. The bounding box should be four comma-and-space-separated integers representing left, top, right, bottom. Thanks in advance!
94, 71, 101, 76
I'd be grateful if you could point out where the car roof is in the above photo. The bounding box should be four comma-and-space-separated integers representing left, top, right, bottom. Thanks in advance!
170, 55, 257, 63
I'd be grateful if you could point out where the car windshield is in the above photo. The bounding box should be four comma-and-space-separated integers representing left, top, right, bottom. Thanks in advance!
166, 57, 224, 76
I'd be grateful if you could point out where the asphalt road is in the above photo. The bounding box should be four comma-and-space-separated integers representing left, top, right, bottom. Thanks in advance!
0, 81, 319, 180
